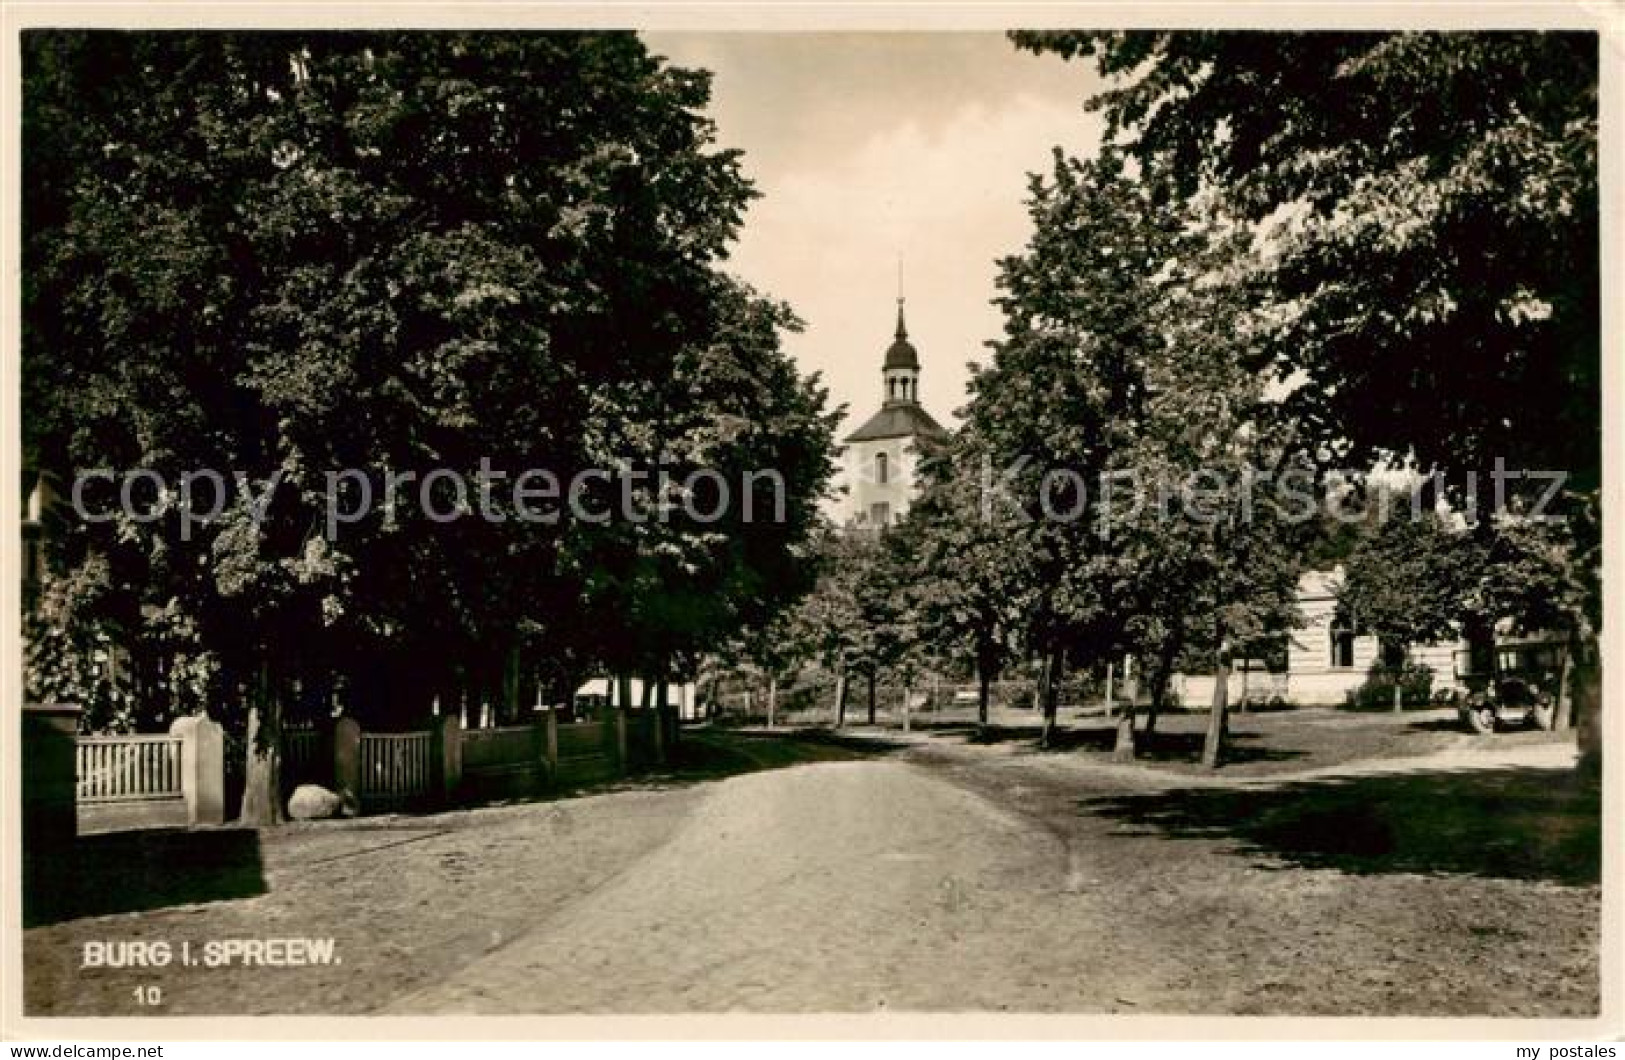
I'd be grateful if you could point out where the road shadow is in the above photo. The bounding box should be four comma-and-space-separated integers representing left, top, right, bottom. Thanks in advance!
1081, 764, 1599, 886
1407, 717, 1470, 734
25, 828, 267, 927
962, 724, 1309, 766
1132, 730, 1310, 766
893, 719, 982, 735
615, 727, 904, 791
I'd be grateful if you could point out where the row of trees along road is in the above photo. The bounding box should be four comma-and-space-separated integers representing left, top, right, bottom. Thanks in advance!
22, 32, 839, 822
752, 31, 1598, 769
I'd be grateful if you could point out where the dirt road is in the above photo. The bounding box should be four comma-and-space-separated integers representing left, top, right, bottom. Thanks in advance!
394, 740, 1598, 1015
390, 759, 1119, 1013
26, 730, 1599, 1016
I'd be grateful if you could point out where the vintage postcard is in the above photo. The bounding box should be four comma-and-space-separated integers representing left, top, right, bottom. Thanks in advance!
3, 1, 1620, 1044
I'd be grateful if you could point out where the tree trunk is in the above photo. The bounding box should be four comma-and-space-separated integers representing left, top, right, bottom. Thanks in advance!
1553, 634, 1578, 730
866, 671, 877, 725
560, 669, 579, 716
766, 675, 778, 730
1039, 648, 1063, 749
1574, 650, 1602, 779
1392, 678, 1403, 713
655, 666, 674, 750
1201, 647, 1230, 770
1143, 690, 1163, 741
833, 670, 848, 728
238, 662, 284, 826
976, 665, 992, 732
1144, 625, 1184, 745
502, 642, 521, 725
1111, 699, 1137, 761
902, 681, 912, 733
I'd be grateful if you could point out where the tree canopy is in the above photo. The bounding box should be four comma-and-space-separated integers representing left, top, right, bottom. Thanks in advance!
23, 33, 837, 802
1012, 31, 1599, 496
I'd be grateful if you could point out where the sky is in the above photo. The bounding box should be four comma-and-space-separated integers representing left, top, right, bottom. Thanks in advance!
641, 33, 1108, 439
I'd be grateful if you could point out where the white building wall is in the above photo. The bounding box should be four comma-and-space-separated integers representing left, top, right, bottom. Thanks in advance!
846, 437, 922, 527
1170, 566, 1468, 708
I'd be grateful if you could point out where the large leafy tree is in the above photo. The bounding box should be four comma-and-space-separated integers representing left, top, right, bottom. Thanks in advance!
1012, 31, 1599, 495
901, 429, 1032, 731
966, 150, 1184, 747
1104, 208, 1308, 765
23, 31, 835, 820
777, 529, 879, 728
1014, 29, 1600, 757
1339, 508, 1474, 654
962, 140, 1311, 763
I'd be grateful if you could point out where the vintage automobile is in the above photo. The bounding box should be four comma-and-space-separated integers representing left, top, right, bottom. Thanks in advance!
1454, 638, 1566, 734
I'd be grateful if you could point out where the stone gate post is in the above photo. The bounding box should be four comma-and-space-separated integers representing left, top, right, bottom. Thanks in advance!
333, 717, 362, 807
171, 714, 225, 826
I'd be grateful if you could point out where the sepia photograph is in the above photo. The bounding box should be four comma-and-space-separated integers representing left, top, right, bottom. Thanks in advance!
4, 4, 1617, 1042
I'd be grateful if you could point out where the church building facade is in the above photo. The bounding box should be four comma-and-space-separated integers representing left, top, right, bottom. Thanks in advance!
843, 299, 949, 529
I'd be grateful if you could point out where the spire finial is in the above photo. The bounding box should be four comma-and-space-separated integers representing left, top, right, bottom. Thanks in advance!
895, 255, 907, 339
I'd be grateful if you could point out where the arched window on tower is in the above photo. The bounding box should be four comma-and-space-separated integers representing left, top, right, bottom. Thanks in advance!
875, 452, 888, 485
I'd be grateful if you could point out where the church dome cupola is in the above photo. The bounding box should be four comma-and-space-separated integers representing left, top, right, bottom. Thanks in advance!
884, 300, 920, 370
882, 298, 921, 406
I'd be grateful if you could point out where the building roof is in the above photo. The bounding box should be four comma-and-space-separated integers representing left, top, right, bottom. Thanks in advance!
844, 402, 950, 444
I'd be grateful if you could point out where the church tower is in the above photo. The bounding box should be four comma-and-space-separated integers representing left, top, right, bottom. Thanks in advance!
843, 297, 948, 529
882, 299, 920, 406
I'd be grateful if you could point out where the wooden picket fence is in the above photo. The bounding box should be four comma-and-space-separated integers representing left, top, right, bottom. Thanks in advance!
77, 734, 183, 802
71, 716, 225, 834
359, 730, 434, 806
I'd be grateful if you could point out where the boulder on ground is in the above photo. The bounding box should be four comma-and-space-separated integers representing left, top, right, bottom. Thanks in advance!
288, 784, 344, 821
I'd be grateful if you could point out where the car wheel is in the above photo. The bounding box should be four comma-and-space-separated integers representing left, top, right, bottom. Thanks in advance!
1465, 703, 1496, 735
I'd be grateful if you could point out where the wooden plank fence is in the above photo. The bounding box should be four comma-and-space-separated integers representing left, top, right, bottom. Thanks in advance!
271, 705, 658, 818
462, 725, 542, 799
554, 717, 620, 785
